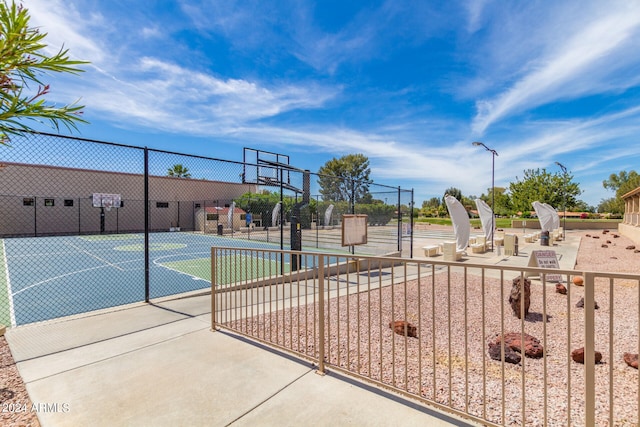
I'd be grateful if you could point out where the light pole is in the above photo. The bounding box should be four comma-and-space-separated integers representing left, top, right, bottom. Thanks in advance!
472, 142, 498, 251
555, 161, 568, 240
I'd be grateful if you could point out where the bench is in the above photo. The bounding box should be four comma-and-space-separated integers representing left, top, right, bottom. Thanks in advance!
469, 236, 486, 253
442, 241, 463, 261
422, 245, 439, 257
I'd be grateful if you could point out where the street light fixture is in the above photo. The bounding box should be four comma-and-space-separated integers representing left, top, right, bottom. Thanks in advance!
472, 141, 499, 252
555, 161, 568, 240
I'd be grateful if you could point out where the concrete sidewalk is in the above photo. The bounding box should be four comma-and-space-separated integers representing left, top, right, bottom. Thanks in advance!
6, 296, 475, 426
6, 231, 580, 427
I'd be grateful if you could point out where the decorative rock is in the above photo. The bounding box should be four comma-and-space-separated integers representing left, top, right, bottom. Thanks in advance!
602, 230, 609, 234
606, 240, 612, 244
489, 332, 544, 359
635, 250, 640, 254
613, 234, 620, 238
488, 341, 521, 364
508, 276, 531, 319
571, 347, 602, 364
593, 235, 600, 239
601, 244, 608, 248
585, 234, 591, 237
576, 297, 599, 309
556, 283, 567, 294
389, 320, 417, 338
624, 352, 639, 369
572, 275, 584, 286
626, 245, 636, 250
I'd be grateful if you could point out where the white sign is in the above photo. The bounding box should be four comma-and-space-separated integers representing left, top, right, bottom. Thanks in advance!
342, 214, 368, 246
526, 250, 563, 282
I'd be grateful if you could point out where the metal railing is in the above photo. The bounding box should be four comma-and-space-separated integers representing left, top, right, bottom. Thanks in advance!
211, 246, 640, 427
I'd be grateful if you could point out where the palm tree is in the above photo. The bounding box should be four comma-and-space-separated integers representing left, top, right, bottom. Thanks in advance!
167, 164, 191, 178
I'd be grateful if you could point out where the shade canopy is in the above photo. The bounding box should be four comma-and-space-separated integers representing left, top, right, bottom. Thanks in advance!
542, 203, 560, 230
445, 195, 470, 252
228, 202, 235, 227
272, 201, 281, 226
475, 198, 494, 242
324, 204, 334, 226
532, 201, 556, 232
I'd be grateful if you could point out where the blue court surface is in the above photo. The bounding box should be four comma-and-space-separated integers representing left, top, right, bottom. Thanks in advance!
2, 232, 301, 326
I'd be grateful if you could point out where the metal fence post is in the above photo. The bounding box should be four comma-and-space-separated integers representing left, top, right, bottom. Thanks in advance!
584, 271, 596, 427
397, 186, 401, 252
211, 247, 217, 332
144, 147, 150, 303
317, 254, 325, 375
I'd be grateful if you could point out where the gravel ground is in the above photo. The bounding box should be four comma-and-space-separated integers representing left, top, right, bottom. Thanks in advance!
0, 336, 40, 427
1, 229, 638, 426
233, 230, 640, 427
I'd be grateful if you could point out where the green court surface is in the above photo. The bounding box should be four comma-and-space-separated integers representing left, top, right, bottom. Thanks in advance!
161, 254, 290, 284
0, 241, 11, 326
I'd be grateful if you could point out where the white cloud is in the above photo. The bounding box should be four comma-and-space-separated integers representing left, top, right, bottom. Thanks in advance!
471, 2, 640, 134
26, 0, 107, 63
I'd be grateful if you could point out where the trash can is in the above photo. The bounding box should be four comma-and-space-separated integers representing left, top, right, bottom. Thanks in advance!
217, 224, 223, 235
513, 235, 519, 255
540, 230, 549, 246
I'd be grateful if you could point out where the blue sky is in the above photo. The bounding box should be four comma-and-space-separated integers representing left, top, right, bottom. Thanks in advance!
23, 0, 640, 207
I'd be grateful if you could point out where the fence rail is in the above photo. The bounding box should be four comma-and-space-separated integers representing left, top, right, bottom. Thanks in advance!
211, 246, 640, 427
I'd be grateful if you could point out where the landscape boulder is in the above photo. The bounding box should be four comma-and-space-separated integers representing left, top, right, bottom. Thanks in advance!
571, 347, 602, 364
508, 276, 531, 319
488, 332, 544, 362
556, 283, 567, 294
488, 341, 521, 364
576, 297, 599, 309
389, 320, 417, 338
572, 275, 584, 286
624, 352, 639, 369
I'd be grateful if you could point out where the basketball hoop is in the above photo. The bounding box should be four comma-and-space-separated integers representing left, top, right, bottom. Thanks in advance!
92, 193, 121, 211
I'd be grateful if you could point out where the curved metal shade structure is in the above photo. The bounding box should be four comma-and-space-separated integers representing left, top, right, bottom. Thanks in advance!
271, 201, 281, 226
445, 195, 470, 252
228, 202, 235, 228
475, 198, 494, 243
324, 204, 334, 226
532, 201, 555, 232
542, 203, 561, 230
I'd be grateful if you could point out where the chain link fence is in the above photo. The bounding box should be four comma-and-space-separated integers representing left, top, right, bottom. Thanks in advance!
0, 131, 413, 326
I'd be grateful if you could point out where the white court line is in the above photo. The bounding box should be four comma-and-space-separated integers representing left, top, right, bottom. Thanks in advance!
11, 259, 143, 297
64, 241, 125, 271
152, 251, 212, 282
11, 258, 144, 297
2, 240, 17, 327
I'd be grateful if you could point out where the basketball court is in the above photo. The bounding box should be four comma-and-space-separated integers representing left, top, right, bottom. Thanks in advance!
0, 232, 298, 327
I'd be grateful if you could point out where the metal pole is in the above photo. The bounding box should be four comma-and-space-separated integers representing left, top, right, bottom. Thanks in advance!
397, 186, 402, 253
144, 147, 150, 303
491, 152, 495, 252
555, 162, 568, 240
410, 189, 414, 258
473, 142, 499, 252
